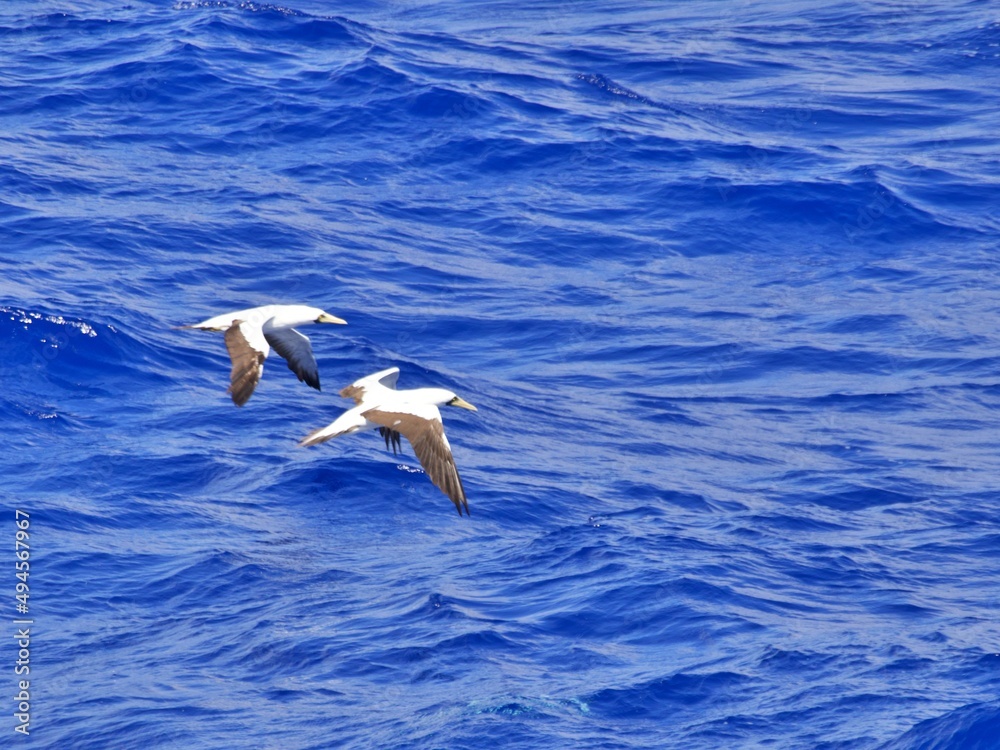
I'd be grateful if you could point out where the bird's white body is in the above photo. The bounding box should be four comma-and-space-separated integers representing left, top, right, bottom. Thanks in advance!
189, 304, 335, 333
305, 368, 454, 442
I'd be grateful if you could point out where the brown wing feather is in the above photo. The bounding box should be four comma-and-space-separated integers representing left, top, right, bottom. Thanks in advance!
340, 384, 365, 403
224, 322, 265, 407
363, 410, 469, 516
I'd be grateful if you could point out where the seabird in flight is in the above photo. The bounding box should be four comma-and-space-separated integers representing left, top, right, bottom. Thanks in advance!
181, 304, 347, 406
299, 367, 478, 516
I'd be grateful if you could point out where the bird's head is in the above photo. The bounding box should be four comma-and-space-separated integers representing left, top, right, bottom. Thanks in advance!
446, 394, 478, 412
315, 311, 348, 325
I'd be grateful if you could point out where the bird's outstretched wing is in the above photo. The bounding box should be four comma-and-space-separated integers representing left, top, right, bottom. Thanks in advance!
363, 405, 469, 516
224, 320, 268, 406
264, 326, 320, 391
340, 366, 400, 403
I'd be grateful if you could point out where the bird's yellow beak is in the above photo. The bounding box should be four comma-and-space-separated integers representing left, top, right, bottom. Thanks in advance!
449, 396, 477, 411
316, 313, 348, 325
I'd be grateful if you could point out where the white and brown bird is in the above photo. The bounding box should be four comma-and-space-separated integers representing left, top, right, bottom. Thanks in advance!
299, 367, 478, 516
181, 304, 347, 406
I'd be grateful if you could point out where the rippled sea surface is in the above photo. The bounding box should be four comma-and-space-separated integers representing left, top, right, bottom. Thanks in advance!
3, 1, 1000, 748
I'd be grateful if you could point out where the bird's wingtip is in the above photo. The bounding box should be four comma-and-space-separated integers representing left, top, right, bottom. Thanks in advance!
299, 428, 329, 447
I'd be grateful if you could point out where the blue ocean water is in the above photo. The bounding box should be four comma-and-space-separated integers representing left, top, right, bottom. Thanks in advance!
3, 1, 1000, 747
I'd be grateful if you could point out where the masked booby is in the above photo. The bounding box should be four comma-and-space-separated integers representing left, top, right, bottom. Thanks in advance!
299, 367, 478, 516
181, 304, 347, 406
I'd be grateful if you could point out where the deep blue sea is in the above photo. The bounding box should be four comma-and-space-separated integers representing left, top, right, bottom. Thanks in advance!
3, 1, 1000, 748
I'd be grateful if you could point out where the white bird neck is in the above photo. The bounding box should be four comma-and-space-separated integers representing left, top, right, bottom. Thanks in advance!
403, 387, 456, 406
264, 305, 322, 329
